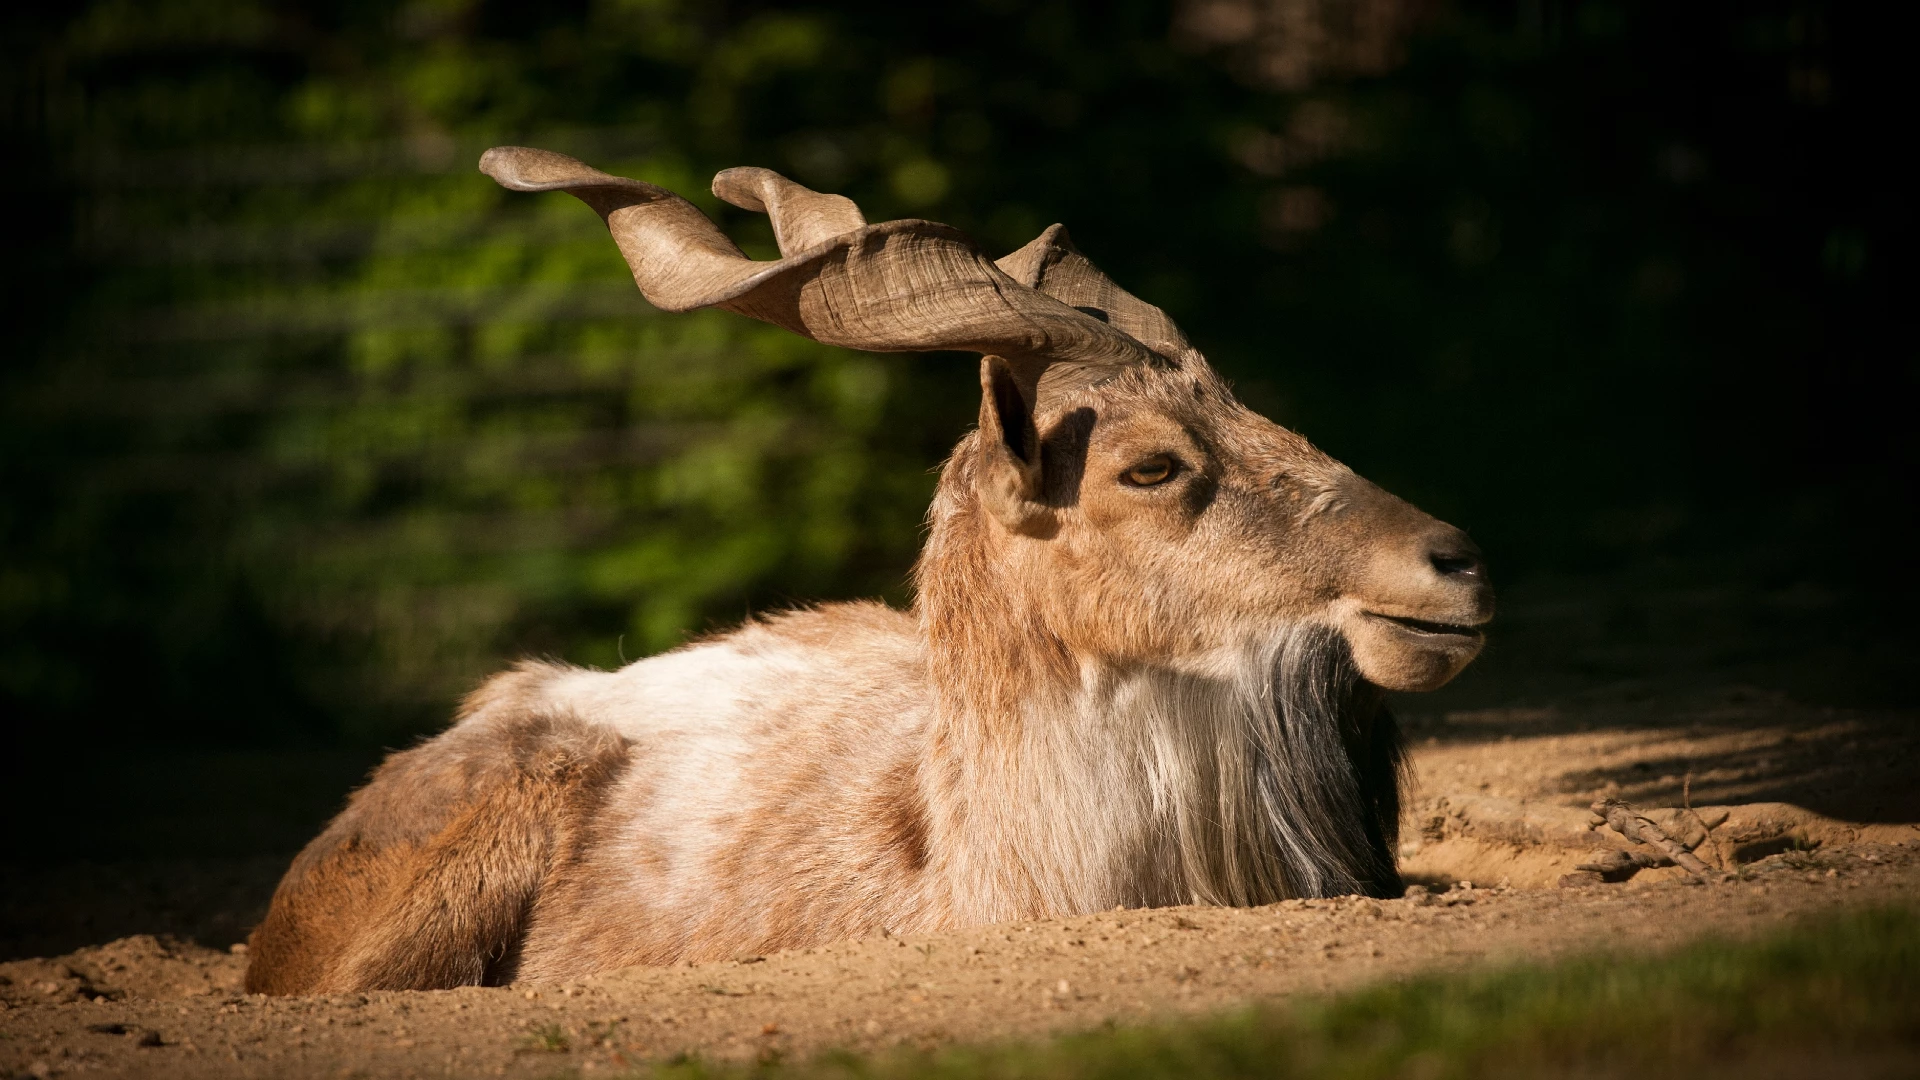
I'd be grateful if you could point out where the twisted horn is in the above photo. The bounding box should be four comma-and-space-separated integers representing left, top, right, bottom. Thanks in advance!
478, 146, 1164, 401
995, 224, 1196, 365
711, 166, 866, 256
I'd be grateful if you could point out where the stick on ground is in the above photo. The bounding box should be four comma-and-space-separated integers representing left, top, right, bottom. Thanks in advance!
1590, 798, 1722, 884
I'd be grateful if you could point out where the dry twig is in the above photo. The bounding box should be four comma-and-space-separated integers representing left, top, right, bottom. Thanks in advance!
1589, 798, 1722, 884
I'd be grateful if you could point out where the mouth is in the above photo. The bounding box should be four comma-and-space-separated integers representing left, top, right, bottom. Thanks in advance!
1366, 612, 1487, 642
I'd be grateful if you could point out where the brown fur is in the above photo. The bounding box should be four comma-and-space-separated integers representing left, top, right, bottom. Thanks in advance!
246, 665, 629, 993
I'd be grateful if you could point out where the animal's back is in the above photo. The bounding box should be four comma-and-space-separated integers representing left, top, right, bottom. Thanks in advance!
244, 602, 931, 993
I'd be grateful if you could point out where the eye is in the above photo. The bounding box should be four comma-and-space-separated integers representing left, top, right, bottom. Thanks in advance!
1121, 455, 1177, 487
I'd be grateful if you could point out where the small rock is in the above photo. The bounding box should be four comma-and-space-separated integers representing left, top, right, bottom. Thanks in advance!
1558, 871, 1605, 888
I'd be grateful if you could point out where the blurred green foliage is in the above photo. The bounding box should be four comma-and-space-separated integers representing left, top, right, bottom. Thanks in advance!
1, 0, 1908, 747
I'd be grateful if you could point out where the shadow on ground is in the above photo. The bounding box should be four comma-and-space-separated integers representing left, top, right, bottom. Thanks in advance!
2, 752, 377, 959
1393, 571, 1920, 825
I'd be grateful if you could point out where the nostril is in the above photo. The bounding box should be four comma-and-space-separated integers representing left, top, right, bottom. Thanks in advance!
1430, 550, 1483, 578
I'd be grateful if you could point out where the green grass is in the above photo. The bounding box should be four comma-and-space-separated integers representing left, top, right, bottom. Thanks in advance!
639, 906, 1920, 1080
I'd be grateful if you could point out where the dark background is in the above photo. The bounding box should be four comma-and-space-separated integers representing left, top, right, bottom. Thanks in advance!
2, 0, 1912, 871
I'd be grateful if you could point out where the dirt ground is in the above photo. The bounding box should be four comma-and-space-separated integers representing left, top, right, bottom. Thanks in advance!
5, 581, 1919, 1078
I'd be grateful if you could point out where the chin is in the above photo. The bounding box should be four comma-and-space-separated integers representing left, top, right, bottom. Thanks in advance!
1343, 613, 1486, 692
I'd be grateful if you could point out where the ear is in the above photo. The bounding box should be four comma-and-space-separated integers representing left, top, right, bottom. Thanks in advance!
976, 356, 1055, 536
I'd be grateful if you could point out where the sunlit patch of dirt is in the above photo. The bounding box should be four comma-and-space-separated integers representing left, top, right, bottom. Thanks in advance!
1396, 694, 1920, 889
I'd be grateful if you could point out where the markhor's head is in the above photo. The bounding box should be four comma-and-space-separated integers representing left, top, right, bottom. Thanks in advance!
479, 148, 1491, 691
934, 354, 1491, 693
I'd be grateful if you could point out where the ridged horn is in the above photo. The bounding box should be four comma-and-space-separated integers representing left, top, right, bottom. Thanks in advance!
995, 224, 1196, 365
711, 166, 867, 256
478, 146, 1165, 402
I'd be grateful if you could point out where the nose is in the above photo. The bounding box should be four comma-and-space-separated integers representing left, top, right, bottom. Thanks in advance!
1428, 535, 1485, 580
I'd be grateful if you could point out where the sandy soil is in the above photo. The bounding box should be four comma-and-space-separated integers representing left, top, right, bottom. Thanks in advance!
5, 680, 1918, 1079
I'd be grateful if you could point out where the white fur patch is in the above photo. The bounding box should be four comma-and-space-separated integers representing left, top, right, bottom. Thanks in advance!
542, 642, 783, 741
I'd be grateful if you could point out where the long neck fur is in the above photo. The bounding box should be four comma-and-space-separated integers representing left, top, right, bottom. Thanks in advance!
912, 448, 1404, 922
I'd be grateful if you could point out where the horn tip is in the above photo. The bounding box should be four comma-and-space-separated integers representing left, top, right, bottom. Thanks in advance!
712, 166, 779, 212
479, 145, 607, 191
